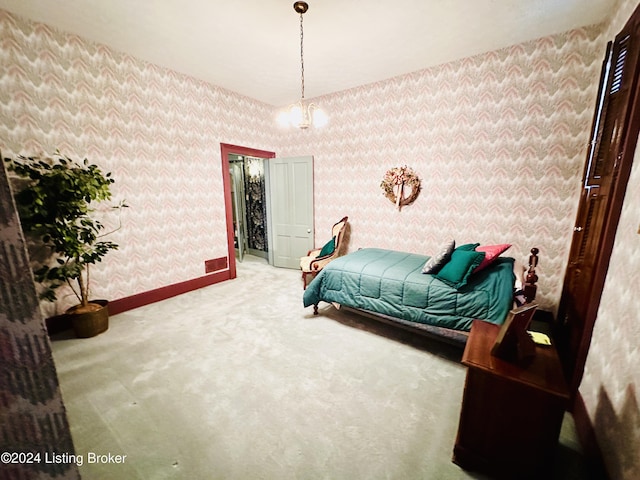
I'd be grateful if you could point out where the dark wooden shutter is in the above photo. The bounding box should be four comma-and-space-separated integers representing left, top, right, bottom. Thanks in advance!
584, 41, 613, 185
557, 6, 640, 403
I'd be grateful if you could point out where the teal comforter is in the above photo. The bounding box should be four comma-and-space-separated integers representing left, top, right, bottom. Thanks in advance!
303, 248, 515, 332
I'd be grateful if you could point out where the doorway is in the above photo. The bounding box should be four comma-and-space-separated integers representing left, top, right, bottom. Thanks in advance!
220, 144, 315, 279
221, 144, 276, 279
229, 154, 269, 262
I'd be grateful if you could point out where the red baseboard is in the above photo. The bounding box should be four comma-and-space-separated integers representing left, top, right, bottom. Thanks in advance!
572, 392, 609, 479
108, 269, 233, 315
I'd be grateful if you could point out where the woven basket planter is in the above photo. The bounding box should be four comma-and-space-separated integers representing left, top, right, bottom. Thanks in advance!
68, 300, 109, 338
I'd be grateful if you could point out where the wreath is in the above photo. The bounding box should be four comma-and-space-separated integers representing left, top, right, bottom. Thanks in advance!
380, 165, 421, 211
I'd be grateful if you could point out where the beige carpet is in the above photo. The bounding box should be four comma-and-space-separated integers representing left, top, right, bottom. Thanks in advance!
51, 255, 592, 479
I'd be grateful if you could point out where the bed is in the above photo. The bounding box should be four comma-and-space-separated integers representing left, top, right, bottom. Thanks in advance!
302, 245, 539, 346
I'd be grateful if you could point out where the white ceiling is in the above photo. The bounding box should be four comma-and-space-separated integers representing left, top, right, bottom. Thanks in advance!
0, 0, 615, 107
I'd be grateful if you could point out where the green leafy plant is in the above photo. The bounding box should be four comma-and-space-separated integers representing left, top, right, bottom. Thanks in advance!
4, 151, 126, 308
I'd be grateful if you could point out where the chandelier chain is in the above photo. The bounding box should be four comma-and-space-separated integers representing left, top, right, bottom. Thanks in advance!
278, 1, 327, 129
299, 12, 305, 100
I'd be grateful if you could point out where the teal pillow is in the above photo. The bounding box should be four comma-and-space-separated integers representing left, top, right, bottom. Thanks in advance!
318, 237, 336, 257
436, 247, 485, 289
456, 243, 480, 251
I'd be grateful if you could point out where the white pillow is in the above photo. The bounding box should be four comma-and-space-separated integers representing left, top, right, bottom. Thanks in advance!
422, 239, 455, 274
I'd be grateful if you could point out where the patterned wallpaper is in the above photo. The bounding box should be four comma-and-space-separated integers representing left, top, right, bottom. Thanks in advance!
580, 1, 640, 479
278, 26, 603, 312
0, 10, 278, 314
2, 3, 638, 478
0, 8, 604, 314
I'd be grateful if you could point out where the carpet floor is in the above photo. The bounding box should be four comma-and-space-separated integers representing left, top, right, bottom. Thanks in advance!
51, 255, 595, 479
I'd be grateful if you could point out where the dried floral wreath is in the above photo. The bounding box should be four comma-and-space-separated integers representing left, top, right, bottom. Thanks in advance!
380, 165, 421, 211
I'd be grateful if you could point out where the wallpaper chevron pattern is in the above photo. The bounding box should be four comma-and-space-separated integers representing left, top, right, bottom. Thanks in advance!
584, 145, 640, 479
0, 10, 278, 314
280, 26, 603, 311
0, 9, 602, 313
2, 2, 639, 478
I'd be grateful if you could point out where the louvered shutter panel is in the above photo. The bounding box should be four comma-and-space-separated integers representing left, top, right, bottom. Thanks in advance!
568, 30, 638, 274
558, 5, 640, 401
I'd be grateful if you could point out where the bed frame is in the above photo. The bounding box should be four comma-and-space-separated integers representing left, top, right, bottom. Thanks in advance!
313, 248, 540, 347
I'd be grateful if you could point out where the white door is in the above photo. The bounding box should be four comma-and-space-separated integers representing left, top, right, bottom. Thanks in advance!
269, 156, 314, 268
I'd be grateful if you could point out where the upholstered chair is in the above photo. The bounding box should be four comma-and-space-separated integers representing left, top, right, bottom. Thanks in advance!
300, 216, 349, 289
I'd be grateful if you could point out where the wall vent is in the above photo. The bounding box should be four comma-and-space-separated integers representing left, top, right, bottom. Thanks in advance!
205, 257, 228, 273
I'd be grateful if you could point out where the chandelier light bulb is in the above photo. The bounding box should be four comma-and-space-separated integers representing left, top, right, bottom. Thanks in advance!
312, 107, 328, 127
290, 103, 304, 126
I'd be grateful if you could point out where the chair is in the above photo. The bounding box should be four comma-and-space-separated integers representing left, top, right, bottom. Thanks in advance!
300, 216, 348, 289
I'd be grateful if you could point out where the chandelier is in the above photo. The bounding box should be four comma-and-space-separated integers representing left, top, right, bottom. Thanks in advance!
278, 1, 328, 129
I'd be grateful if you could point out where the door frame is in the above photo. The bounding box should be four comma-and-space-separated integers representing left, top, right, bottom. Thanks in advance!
220, 143, 276, 279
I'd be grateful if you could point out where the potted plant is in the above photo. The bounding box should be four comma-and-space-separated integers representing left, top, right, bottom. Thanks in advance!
4, 151, 126, 337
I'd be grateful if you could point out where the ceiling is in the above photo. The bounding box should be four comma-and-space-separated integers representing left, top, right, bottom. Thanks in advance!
0, 0, 615, 107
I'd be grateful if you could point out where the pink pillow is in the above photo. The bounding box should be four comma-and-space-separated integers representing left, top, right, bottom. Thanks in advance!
473, 244, 511, 273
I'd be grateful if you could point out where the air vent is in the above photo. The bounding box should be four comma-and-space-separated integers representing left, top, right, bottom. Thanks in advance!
205, 257, 228, 273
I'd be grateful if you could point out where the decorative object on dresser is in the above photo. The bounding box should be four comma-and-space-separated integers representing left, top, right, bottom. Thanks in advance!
453, 319, 570, 479
490, 302, 538, 364
4, 151, 126, 338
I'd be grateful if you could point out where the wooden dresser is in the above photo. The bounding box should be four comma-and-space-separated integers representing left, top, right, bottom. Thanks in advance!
453, 319, 570, 479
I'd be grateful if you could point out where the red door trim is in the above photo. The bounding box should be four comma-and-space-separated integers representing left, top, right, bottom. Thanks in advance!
220, 143, 276, 279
